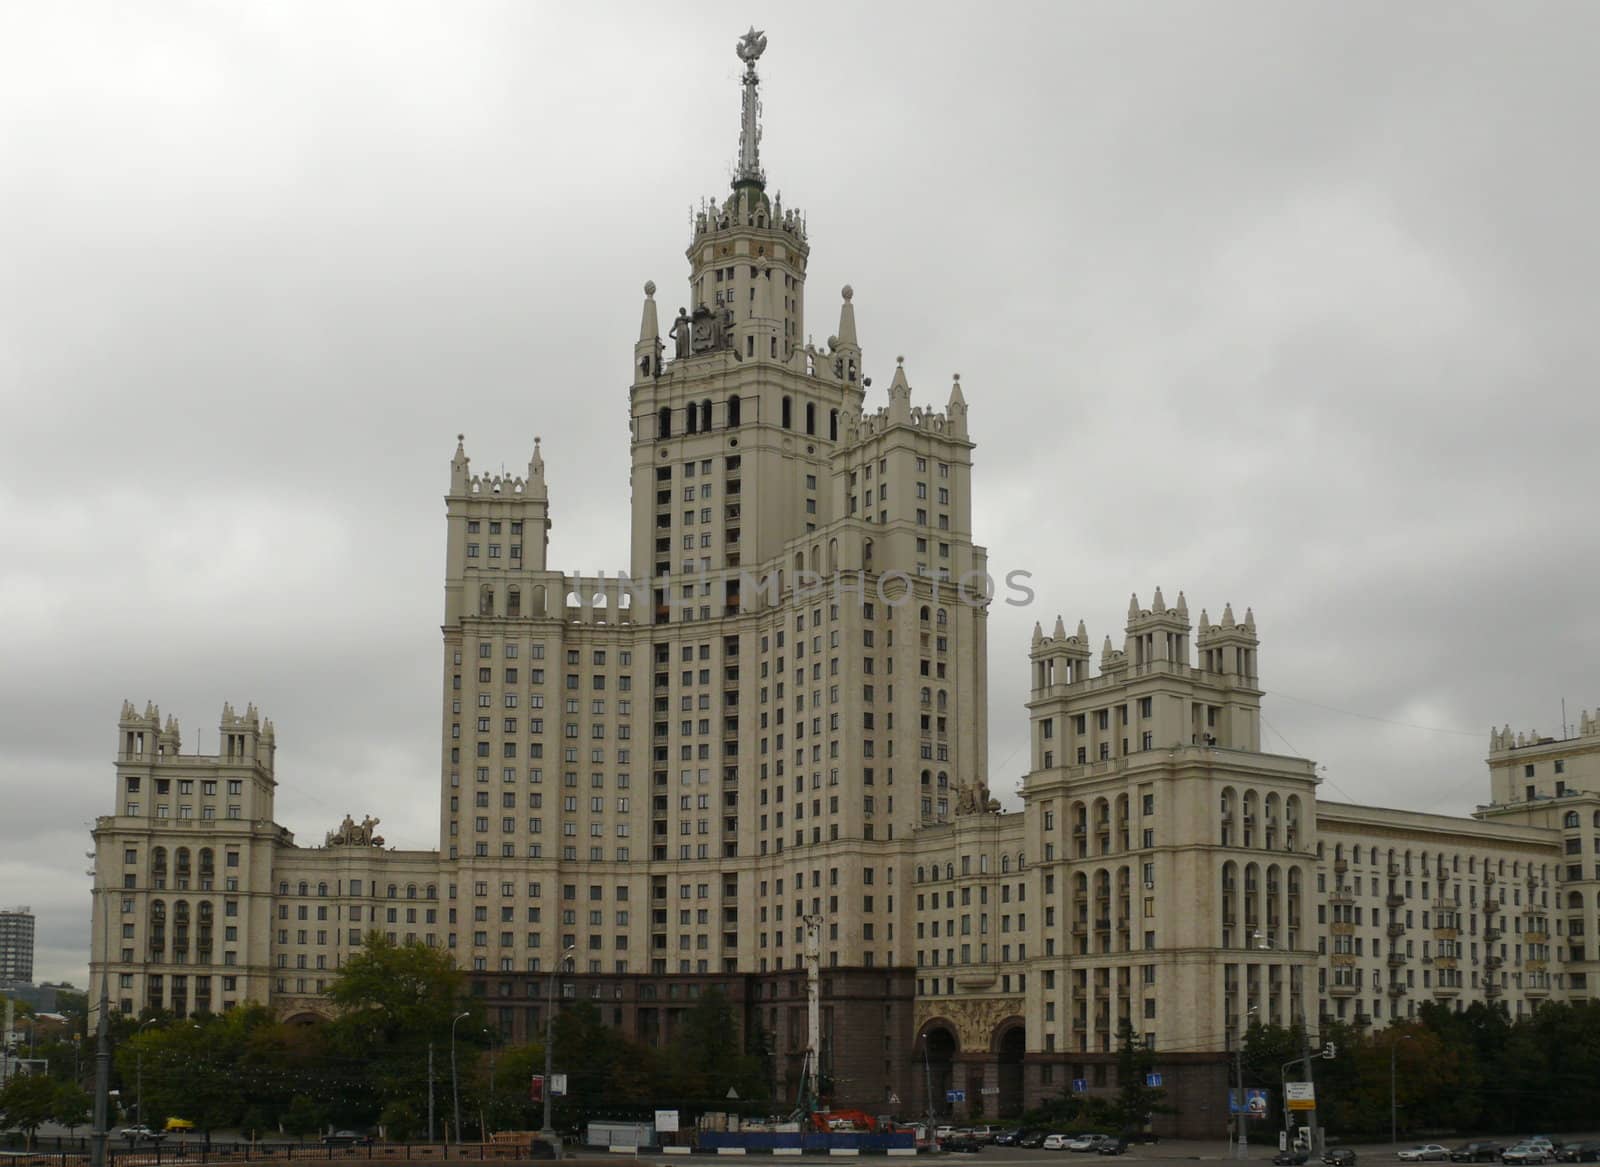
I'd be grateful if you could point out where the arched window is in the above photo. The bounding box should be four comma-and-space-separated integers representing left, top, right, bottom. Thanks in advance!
1565, 811, 1580, 828
919, 687, 931, 705
945, 862, 955, 880
479, 584, 494, 616
1001, 854, 1011, 874
937, 690, 948, 710
298, 881, 309, 896
407, 884, 418, 899
426, 884, 437, 900
387, 883, 398, 899
658, 406, 671, 439
829, 409, 838, 441
317, 882, 328, 897
507, 586, 521, 618
686, 401, 698, 434
916, 865, 925, 883
702, 398, 713, 430
920, 605, 931, 622
936, 608, 948, 626
727, 396, 741, 427
805, 401, 816, 435
781, 396, 792, 429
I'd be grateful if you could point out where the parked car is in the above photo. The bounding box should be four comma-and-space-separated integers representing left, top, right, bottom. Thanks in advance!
1559, 1142, 1600, 1164
994, 1129, 1029, 1147
969, 1125, 1002, 1143
1275, 1153, 1310, 1166
321, 1131, 372, 1148
937, 1126, 956, 1141
1020, 1131, 1052, 1148
1098, 1138, 1130, 1156
946, 1135, 984, 1154
1398, 1147, 1451, 1162
119, 1126, 163, 1143
1452, 1146, 1504, 1163
1069, 1135, 1112, 1152
1323, 1149, 1358, 1166
1043, 1134, 1074, 1150
1502, 1146, 1550, 1165
1122, 1131, 1160, 1145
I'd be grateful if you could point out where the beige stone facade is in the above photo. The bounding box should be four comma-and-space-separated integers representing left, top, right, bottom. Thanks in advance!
89, 31, 1596, 1133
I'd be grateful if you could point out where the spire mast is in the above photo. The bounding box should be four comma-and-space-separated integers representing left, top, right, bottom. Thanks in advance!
734, 26, 767, 188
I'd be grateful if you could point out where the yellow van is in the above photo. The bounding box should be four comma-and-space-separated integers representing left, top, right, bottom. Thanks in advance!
164, 1118, 195, 1132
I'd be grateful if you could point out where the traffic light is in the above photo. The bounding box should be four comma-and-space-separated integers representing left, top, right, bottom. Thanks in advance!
530, 1074, 544, 1102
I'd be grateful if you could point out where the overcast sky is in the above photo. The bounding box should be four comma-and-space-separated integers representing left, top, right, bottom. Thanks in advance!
3, 1, 1597, 986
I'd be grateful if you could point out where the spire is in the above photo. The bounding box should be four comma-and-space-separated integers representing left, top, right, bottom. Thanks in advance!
733, 27, 768, 189
1128, 592, 1141, 620
1176, 590, 1189, 619
1221, 603, 1236, 628
1198, 608, 1211, 633
1152, 586, 1167, 614
638, 281, 659, 342
528, 436, 545, 484
1031, 621, 1043, 648
948, 372, 967, 409
836, 285, 858, 348
888, 356, 911, 422
1053, 614, 1067, 639
1244, 606, 1256, 632
1076, 619, 1087, 642
450, 433, 470, 493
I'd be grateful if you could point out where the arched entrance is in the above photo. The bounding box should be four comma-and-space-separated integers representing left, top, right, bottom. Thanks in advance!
996, 1024, 1026, 1117
917, 1024, 958, 1118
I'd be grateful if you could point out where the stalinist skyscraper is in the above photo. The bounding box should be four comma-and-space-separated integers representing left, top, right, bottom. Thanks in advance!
434, 25, 982, 1099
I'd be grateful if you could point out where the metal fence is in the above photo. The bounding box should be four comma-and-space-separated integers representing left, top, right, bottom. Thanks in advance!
0, 1141, 560, 1167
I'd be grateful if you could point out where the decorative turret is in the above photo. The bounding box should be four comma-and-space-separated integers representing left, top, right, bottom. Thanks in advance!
1197, 599, 1258, 680
450, 434, 470, 493
888, 356, 912, 423
634, 281, 663, 383
118, 699, 162, 761
1029, 613, 1092, 691
1124, 585, 1192, 667
946, 373, 968, 439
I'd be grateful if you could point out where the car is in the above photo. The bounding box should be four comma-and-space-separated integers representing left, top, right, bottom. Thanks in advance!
1275, 1154, 1310, 1166
120, 1127, 164, 1143
1098, 1138, 1130, 1156
937, 1126, 956, 1141
1020, 1131, 1052, 1149
994, 1130, 1028, 1147
946, 1136, 984, 1154
969, 1126, 1002, 1143
1069, 1135, 1112, 1152
1502, 1146, 1548, 1165
1043, 1134, 1074, 1150
1122, 1131, 1160, 1145
164, 1117, 195, 1133
1453, 1146, 1504, 1163
321, 1132, 372, 1148
1399, 1147, 1451, 1162
1323, 1149, 1358, 1166
1559, 1142, 1600, 1164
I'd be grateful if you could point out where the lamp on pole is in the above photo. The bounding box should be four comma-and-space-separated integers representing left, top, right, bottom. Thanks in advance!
483, 1026, 499, 1138
1257, 929, 1321, 1155
135, 1018, 159, 1130
1234, 1004, 1257, 1160
450, 1011, 470, 1145
87, 873, 111, 1167
541, 946, 576, 1142
1390, 1033, 1413, 1148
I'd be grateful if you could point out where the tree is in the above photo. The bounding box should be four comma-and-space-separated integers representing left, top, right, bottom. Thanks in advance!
1112, 1022, 1169, 1132
283, 1094, 326, 1139
53, 1082, 92, 1135
0, 1072, 58, 1148
328, 933, 466, 1039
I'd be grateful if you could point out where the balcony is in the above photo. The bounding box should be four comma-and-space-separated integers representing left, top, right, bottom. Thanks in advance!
1486, 927, 1502, 942
1387, 923, 1406, 939
1485, 982, 1503, 998
1432, 983, 1460, 997
1387, 953, 1407, 968
1386, 983, 1408, 998
1334, 858, 1348, 874
1386, 893, 1405, 908
1388, 862, 1402, 877
1354, 1012, 1372, 1027
1485, 956, 1504, 971
1329, 982, 1359, 997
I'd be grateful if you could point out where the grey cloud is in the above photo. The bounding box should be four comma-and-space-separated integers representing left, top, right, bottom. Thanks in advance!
3, 0, 1596, 982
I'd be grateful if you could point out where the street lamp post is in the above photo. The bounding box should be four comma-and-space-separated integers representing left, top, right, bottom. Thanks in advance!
1234, 1005, 1257, 1160
1390, 1033, 1413, 1149
1257, 930, 1321, 1155
542, 946, 576, 1143
450, 1011, 470, 1145
135, 1019, 159, 1130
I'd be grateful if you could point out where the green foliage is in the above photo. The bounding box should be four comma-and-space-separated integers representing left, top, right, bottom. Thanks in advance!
0, 1072, 58, 1147
1113, 1022, 1169, 1129
282, 1094, 325, 1138
52, 1082, 91, 1133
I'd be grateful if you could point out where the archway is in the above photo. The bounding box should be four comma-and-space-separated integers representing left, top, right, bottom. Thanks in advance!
995, 1024, 1026, 1117
919, 1024, 958, 1118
